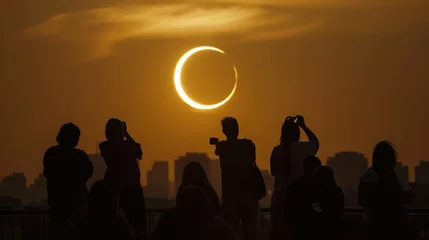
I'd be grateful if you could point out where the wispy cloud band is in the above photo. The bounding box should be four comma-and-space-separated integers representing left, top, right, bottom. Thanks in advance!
26, 2, 323, 59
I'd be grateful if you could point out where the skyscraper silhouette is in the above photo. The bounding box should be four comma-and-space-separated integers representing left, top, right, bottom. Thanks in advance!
209, 159, 222, 198
415, 161, 429, 184
145, 161, 169, 198
395, 162, 410, 187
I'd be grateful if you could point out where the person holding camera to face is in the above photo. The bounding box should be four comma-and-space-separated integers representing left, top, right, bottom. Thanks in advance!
211, 117, 262, 240
99, 118, 147, 240
269, 115, 319, 239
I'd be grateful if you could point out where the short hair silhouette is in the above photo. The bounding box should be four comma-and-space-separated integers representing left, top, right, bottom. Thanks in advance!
280, 119, 300, 144
373, 141, 397, 171
303, 156, 321, 174
105, 118, 125, 141
56, 123, 80, 148
221, 117, 239, 138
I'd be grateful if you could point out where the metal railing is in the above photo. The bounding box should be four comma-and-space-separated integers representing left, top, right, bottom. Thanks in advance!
1, 208, 428, 240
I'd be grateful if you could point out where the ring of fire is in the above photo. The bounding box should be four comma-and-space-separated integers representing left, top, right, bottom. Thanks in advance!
174, 46, 238, 110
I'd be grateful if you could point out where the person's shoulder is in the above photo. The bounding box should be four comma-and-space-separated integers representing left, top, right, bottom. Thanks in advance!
45, 145, 59, 154
44, 146, 59, 159
75, 148, 89, 158
359, 168, 378, 182
242, 138, 254, 144
216, 140, 228, 149
241, 138, 255, 148
99, 140, 109, 149
124, 140, 140, 147
272, 145, 282, 153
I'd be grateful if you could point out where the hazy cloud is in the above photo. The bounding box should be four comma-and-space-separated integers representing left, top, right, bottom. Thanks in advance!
26, 2, 323, 59
25, 0, 429, 59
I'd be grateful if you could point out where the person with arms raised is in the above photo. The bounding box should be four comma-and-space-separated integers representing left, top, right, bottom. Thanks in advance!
99, 119, 146, 240
269, 115, 319, 239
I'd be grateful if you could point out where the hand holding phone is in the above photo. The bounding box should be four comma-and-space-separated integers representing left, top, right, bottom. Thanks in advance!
209, 137, 219, 145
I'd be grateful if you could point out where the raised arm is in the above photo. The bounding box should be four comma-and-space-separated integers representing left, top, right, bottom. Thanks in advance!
297, 115, 318, 143
215, 141, 225, 156
123, 122, 136, 143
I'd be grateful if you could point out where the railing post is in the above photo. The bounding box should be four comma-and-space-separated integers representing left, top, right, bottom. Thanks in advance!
12, 216, 14, 240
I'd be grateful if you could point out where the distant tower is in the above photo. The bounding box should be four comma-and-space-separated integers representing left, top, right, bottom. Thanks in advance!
415, 161, 429, 184
145, 161, 169, 198
395, 162, 409, 186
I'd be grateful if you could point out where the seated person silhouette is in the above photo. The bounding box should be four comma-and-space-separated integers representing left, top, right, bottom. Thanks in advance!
312, 166, 344, 240
176, 161, 221, 217
86, 180, 135, 240
99, 119, 146, 240
153, 185, 237, 240
358, 141, 413, 240
283, 156, 321, 240
214, 117, 261, 240
43, 123, 93, 240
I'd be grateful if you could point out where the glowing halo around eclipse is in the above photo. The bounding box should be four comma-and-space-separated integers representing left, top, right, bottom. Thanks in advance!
174, 46, 238, 110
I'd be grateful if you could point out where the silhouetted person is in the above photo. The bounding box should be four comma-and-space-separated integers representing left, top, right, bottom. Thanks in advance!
214, 117, 261, 240
269, 115, 318, 239
86, 180, 135, 240
176, 161, 221, 216
43, 123, 93, 240
283, 156, 321, 240
358, 141, 412, 239
153, 185, 237, 240
99, 119, 146, 240
312, 166, 344, 240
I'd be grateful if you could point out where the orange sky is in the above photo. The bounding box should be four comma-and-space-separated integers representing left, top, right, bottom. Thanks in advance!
0, 0, 428, 185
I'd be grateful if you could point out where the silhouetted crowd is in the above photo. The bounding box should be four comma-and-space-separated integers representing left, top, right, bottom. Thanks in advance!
43, 116, 417, 240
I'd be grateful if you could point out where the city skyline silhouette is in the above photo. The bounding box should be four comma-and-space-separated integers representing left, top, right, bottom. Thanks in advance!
2, 150, 429, 210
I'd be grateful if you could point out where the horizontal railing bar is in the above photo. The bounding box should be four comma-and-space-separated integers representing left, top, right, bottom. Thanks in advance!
2, 207, 429, 216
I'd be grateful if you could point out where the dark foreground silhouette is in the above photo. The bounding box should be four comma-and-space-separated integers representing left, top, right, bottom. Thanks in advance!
43, 123, 93, 240
42, 117, 420, 240
99, 119, 147, 240
214, 117, 264, 240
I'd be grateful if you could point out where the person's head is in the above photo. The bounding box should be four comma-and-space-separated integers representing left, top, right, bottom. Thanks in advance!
280, 118, 300, 145
372, 141, 397, 173
56, 123, 80, 148
303, 156, 321, 176
313, 166, 336, 190
176, 185, 214, 223
105, 118, 125, 141
88, 180, 112, 220
221, 117, 239, 139
182, 162, 210, 187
